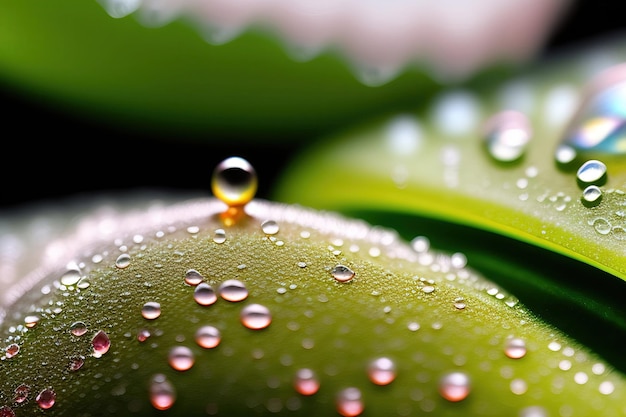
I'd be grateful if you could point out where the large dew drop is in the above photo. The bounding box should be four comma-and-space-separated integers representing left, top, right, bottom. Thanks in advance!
576, 159, 608, 187
150, 374, 176, 411
211, 156, 257, 207
439, 371, 471, 402
240, 303, 272, 330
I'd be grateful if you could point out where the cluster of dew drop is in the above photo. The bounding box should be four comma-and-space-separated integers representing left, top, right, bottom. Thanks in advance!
1, 156, 624, 416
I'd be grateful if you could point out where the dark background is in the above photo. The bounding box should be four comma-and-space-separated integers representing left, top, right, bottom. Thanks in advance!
1, 1, 625, 211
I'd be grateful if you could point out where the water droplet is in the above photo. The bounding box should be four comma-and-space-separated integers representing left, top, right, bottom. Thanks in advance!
13, 384, 30, 403
453, 297, 466, 310
137, 329, 151, 342
483, 110, 532, 163
0, 406, 15, 417
213, 228, 227, 244
219, 279, 248, 302
184, 269, 204, 286
294, 368, 320, 396
168, 346, 195, 371
591, 217, 612, 235
576, 159, 608, 187
5, 343, 19, 358
36, 388, 56, 410
24, 315, 39, 328
599, 380, 615, 395
261, 220, 280, 235
555, 144, 578, 170
70, 321, 88, 336
439, 371, 471, 402
581, 185, 603, 207
331, 265, 355, 283
559, 63, 626, 163
60, 268, 82, 286
504, 337, 527, 359
336, 387, 364, 417
115, 253, 131, 269
194, 282, 218, 306
241, 304, 272, 330
195, 325, 221, 349
141, 301, 162, 320
211, 156, 257, 207
92, 330, 111, 357
68, 355, 85, 371
519, 405, 549, 417
150, 374, 176, 410
367, 357, 397, 385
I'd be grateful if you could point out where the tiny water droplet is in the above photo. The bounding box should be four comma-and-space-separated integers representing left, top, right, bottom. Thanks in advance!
483, 110, 532, 163
261, 220, 279, 235
336, 387, 364, 417
92, 330, 111, 357
68, 355, 85, 371
141, 301, 162, 320
60, 268, 82, 286
36, 388, 56, 410
213, 228, 227, 244
137, 329, 151, 342
24, 315, 39, 328
184, 269, 204, 286
577, 159, 608, 187
504, 337, 527, 359
168, 346, 195, 371
211, 156, 257, 207
115, 253, 131, 269
5, 343, 19, 358
194, 282, 218, 306
70, 321, 88, 336
219, 279, 248, 302
453, 297, 466, 310
195, 325, 221, 349
294, 368, 320, 396
367, 357, 397, 386
150, 374, 176, 410
581, 185, 603, 207
439, 371, 471, 402
332, 265, 355, 283
0, 406, 15, 417
241, 304, 272, 330
13, 384, 30, 403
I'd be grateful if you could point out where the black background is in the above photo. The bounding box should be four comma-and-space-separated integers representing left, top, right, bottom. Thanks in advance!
1, 1, 625, 211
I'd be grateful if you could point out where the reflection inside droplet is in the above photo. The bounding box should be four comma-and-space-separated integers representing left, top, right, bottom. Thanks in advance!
482, 110, 532, 163
557, 63, 626, 166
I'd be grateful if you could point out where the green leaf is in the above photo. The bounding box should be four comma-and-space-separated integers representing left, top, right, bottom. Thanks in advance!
272, 37, 626, 370
1, 197, 625, 416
